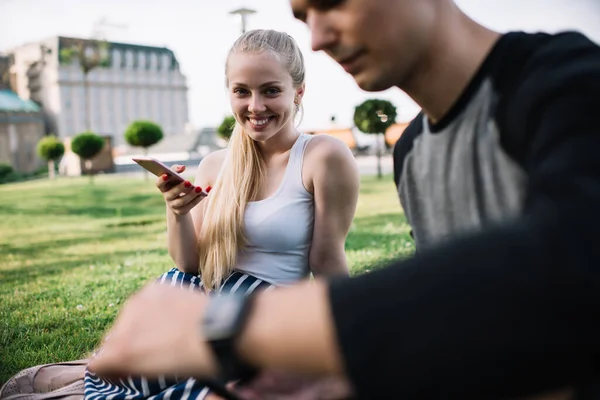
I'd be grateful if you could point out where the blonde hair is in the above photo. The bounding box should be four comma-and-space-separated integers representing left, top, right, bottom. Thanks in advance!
197, 30, 306, 289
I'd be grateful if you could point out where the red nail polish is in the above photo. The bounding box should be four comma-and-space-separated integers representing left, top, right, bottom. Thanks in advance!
161, 174, 168, 181
206, 186, 212, 193
184, 181, 192, 188
194, 186, 202, 193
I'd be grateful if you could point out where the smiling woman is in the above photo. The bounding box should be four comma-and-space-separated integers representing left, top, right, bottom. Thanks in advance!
199, 29, 310, 290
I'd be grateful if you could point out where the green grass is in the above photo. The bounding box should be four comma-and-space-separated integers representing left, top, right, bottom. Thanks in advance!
0, 174, 412, 383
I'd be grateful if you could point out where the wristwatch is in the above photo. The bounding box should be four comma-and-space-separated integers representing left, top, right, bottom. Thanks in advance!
201, 292, 258, 382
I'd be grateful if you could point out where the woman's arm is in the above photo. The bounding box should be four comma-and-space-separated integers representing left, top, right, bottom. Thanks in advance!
305, 135, 360, 277
166, 150, 227, 273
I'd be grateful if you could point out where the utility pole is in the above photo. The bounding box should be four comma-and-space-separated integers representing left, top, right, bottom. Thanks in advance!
229, 7, 256, 35
92, 17, 128, 40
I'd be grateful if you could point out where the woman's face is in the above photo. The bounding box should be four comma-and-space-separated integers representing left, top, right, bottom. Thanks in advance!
227, 51, 304, 143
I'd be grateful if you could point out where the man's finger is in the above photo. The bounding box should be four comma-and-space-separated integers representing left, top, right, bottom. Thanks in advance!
88, 342, 129, 378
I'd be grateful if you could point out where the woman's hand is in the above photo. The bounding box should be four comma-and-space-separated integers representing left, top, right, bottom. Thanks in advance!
156, 164, 208, 216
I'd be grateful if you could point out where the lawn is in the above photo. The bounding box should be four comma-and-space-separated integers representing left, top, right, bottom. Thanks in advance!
0, 173, 413, 383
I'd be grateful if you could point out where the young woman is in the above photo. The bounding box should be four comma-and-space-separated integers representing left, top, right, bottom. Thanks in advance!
0, 29, 360, 400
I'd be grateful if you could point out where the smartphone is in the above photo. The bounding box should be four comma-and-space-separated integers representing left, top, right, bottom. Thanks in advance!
132, 156, 185, 183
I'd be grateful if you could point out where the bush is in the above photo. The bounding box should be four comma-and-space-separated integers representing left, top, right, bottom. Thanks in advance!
217, 115, 236, 141
71, 132, 105, 160
37, 135, 65, 161
353, 99, 397, 134
0, 164, 36, 185
0, 163, 13, 179
124, 120, 163, 152
353, 99, 397, 179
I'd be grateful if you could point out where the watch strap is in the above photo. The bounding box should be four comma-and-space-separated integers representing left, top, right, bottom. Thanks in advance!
202, 292, 259, 382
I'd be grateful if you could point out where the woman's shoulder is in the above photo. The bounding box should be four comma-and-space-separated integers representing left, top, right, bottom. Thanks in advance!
302, 133, 358, 190
304, 133, 356, 166
199, 148, 228, 166
196, 148, 228, 183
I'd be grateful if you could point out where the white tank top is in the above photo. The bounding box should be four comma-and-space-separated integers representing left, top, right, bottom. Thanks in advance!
235, 133, 314, 286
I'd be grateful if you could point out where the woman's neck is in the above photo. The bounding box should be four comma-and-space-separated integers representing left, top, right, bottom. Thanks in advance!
257, 126, 300, 159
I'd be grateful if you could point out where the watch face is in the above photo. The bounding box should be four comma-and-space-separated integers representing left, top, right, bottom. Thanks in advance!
203, 294, 247, 341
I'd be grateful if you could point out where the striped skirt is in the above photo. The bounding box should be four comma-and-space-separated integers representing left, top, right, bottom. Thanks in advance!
83, 268, 273, 400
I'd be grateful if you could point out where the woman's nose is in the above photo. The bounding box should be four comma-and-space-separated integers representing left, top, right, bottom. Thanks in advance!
248, 95, 266, 113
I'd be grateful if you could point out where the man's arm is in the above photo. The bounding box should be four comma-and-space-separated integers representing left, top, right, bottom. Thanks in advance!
86, 282, 340, 378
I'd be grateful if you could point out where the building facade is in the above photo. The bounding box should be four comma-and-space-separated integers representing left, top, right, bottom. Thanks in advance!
0, 90, 45, 173
7, 37, 189, 147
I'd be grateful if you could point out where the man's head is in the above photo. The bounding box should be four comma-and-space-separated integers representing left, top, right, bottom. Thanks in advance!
290, 0, 443, 91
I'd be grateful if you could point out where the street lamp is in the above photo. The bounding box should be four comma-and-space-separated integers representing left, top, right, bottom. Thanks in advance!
229, 7, 257, 35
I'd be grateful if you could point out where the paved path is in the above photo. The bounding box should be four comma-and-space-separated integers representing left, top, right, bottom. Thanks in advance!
116, 154, 394, 179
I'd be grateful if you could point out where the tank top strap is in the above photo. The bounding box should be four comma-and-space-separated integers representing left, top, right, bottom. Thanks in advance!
284, 133, 313, 192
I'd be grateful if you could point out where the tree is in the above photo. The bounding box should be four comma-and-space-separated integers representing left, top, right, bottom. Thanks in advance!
353, 99, 397, 179
36, 135, 65, 180
217, 115, 236, 141
124, 120, 164, 181
71, 132, 105, 183
60, 38, 110, 130
124, 120, 164, 154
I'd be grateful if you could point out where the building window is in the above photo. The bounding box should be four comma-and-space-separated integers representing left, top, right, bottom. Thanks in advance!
112, 49, 122, 69
125, 50, 134, 69
156, 89, 162, 122
8, 124, 18, 153
63, 87, 71, 110
150, 52, 157, 71
25, 141, 33, 166
137, 52, 145, 70
162, 53, 171, 71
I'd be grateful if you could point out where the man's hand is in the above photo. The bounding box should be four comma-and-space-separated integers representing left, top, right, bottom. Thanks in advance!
88, 279, 345, 397
87, 284, 219, 380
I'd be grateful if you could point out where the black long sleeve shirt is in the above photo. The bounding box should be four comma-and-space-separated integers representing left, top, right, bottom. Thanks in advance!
329, 31, 600, 399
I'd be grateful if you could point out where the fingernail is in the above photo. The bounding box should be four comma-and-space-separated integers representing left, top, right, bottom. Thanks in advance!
195, 186, 202, 193
161, 174, 168, 181
184, 181, 192, 188
206, 186, 212, 193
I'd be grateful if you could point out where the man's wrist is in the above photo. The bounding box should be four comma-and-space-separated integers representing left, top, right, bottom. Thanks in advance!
234, 290, 271, 370
234, 280, 344, 376
202, 293, 259, 381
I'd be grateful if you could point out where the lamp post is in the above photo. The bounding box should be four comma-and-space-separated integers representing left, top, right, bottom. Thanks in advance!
229, 7, 256, 35
375, 110, 389, 178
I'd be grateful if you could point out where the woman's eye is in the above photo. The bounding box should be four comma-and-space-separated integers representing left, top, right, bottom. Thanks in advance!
265, 88, 281, 95
233, 88, 248, 95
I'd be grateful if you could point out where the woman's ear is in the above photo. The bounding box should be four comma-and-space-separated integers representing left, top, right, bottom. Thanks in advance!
295, 84, 306, 104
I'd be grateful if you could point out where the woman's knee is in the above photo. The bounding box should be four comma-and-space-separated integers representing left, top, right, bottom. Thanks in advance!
156, 267, 203, 291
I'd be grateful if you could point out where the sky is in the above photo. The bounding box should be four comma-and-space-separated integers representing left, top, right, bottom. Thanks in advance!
1, 0, 599, 131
